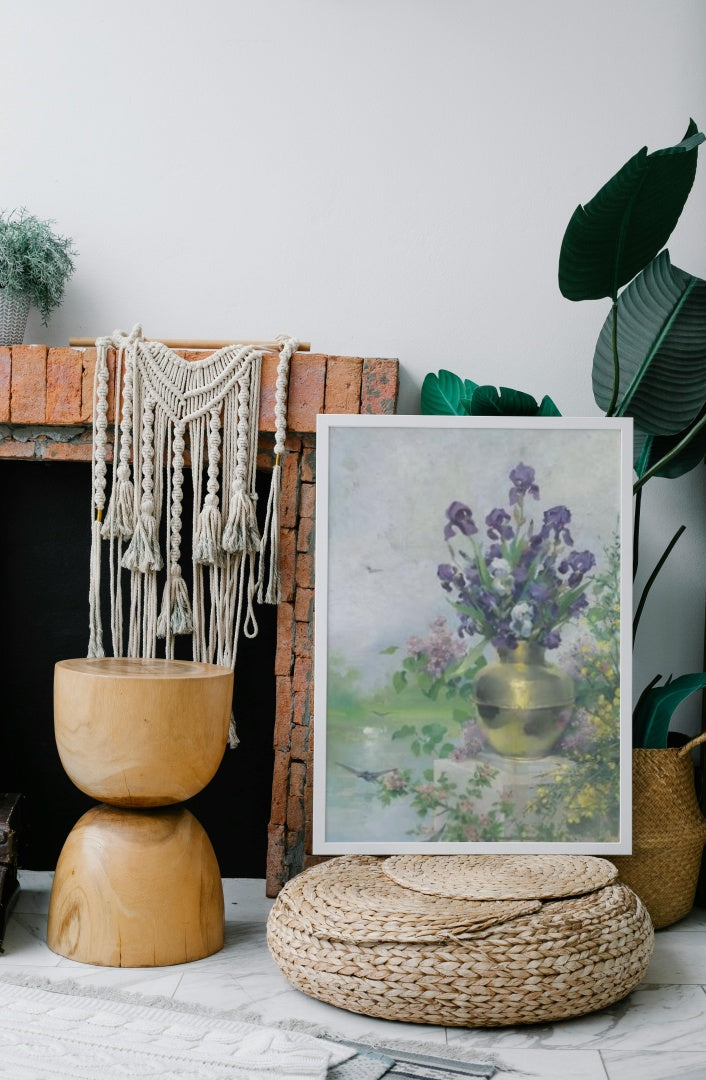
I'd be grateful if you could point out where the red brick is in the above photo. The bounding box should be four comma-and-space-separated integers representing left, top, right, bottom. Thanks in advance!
11, 345, 46, 422
273, 676, 293, 750
297, 515, 314, 554
292, 690, 310, 728
295, 553, 314, 590
293, 657, 312, 694
0, 439, 35, 458
269, 751, 290, 826
304, 763, 315, 853
324, 356, 363, 413
288, 355, 326, 432
265, 824, 286, 897
274, 602, 295, 676
46, 348, 83, 423
80, 348, 96, 421
41, 441, 95, 462
299, 481, 316, 520
280, 450, 300, 529
0, 348, 10, 422
259, 352, 326, 435
290, 724, 309, 763
287, 785, 305, 833
279, 528, 297, 603
294, 620, 312, 660
294, 587, 314, 623
300, 443, 316, 483
289, 760, 306, 800
361, 358, 399, 414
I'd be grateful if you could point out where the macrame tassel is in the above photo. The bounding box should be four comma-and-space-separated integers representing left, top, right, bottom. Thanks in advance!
222, 488, 261, 554
101, 468, 135, 540
122, 499, 163, 573
194, 495, 224, 566
157, 570, 194, 637
87, 518, 105, 657
258, 461, 282, 604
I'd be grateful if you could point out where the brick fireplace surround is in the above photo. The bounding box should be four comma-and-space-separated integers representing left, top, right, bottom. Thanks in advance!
0, 344, 399, 895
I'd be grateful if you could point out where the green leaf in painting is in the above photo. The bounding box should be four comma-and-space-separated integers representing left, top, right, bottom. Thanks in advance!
592, 252, 706, 433
421, 370, 477, 414
392, 670, 407, 694
391, 724, 416, 740
380, 645, 398, 654
559, 120, 704, 301
633, 672, 706, 748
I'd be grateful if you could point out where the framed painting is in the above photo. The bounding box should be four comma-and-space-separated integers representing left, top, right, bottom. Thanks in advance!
313, 414, 633, 854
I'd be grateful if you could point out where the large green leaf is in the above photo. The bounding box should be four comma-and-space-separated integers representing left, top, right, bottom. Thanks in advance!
421, 370, 477, 414
592, 251, 706, 434
559, 120, 704, 301
634, 407, 706, 479
469, 385, 562, 416
633, 672, 706, 748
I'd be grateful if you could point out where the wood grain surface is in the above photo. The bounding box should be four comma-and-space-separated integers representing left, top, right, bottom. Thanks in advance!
54, 658, 233, 806
47, 804, 225, 966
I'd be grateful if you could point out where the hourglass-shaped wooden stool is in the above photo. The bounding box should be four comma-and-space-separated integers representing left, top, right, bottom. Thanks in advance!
47, 658, 233, 967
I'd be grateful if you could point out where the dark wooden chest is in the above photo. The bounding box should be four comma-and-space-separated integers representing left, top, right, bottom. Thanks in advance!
0, 793, 22, 948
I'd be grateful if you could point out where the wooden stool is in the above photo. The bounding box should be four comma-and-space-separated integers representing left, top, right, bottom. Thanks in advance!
47, 658, 233, 967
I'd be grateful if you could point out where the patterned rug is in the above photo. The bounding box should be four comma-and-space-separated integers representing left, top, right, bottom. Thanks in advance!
0, 975, 497, 1078
0, 975, 354, 1079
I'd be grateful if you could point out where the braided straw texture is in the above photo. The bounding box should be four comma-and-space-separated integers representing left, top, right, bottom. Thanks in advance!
610, 738, 706, 929
267, 855, 653, 1027
273, 856, 540, 944
382, 853, 617, 900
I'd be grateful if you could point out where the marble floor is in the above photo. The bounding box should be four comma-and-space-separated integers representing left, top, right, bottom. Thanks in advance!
3, 871, 706, 1079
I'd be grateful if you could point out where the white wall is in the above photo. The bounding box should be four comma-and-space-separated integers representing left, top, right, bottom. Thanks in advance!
3, 0, 705, 725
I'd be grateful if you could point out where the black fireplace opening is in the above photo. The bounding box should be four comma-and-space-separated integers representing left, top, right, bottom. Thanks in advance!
0, 459, 276, 877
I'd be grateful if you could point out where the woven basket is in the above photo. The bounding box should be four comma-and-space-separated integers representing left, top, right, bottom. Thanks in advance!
610, 732, 706, 930
267, 854, 653, 1027
0, 290, 29, 346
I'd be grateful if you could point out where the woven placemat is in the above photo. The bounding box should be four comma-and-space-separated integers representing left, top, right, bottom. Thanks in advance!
382, 853, 618, 899
278, 856, 541, 942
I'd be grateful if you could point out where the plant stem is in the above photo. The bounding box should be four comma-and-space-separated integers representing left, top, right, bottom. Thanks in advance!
606, 302, 620, 417
633, 409, 706, 492
633, 525, 686, 643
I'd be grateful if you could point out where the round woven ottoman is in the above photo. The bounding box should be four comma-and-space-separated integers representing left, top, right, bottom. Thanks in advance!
267, 854, 654, 1027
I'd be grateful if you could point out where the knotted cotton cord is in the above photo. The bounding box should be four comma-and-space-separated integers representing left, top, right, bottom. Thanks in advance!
87, 325, 297, 750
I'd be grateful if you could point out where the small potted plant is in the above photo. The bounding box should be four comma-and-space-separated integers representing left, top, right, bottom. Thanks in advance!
0, 209, 76, 345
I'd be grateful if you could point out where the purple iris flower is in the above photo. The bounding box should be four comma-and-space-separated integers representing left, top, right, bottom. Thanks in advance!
540, 629, 561, 649
565, 549, 595, 587
492, 628, 517, 650
444, 501, 478, 540
568, 593, 589, 615
486, 507, 515, 541
485, 542, 503, 562
541, 505, 573, 545
437, 563, 455, 591
509, 463, 540, 504
528, 580, 552, 602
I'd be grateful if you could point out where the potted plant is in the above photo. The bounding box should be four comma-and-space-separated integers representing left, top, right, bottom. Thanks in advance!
0, 209, 76, 345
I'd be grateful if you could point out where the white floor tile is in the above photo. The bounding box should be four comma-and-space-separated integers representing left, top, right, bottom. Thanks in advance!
602, 1049, 706, 1079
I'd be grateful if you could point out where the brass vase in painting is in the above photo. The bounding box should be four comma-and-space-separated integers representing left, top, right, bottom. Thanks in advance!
472, 642, 574, 758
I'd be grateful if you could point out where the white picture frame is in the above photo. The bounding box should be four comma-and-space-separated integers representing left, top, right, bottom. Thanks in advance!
313, 414, 633, 855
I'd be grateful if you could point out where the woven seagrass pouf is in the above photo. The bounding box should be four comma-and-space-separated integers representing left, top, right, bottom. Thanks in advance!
266, 854, 654, 1027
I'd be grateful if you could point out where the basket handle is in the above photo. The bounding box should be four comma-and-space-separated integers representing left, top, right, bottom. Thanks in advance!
677, 731, 706, 757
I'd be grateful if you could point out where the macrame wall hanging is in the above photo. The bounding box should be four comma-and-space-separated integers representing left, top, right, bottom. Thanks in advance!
88, 325, 297, 745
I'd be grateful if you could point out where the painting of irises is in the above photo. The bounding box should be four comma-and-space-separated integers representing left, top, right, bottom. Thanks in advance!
313, 415, 633, 854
